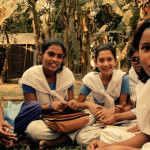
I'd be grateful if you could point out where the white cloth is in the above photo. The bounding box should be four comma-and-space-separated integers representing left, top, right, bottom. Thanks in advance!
128, 67, 140, 105
26, 107, 95, 142
100, 128, 135, 144
82, 69, 125, 109
76, 125, 103, 147
136, 79, 150, 135
141, 142, 150, 150
19, 65, 75, 105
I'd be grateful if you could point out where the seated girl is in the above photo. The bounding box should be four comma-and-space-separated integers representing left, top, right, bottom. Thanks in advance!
87, 17, 150, 150
75, 43, 131, 147
0, 101, 42, 149
19, 38, 96, 150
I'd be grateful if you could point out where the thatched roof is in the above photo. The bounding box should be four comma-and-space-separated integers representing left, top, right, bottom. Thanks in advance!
0, 33, 35, 45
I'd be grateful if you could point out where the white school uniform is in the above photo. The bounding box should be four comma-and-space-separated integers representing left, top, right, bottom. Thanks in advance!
128, 67, 140, 105
19, 65, 94, 142
76, 69, 126, 147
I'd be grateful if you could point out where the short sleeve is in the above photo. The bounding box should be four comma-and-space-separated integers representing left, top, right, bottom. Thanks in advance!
79, 84, 92, 96
68, 85, 74, 91
22, 84, 35, 93
120, 75, 130, 94
130, 108, 136, 116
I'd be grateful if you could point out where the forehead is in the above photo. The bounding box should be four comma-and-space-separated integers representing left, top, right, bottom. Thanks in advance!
132, 51, 139, 57
98, 50, 114, 57
140, 28, 150, 44
46, 45, 63, 54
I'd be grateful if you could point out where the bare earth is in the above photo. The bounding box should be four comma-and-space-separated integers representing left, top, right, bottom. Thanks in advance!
0, 74, 93, 103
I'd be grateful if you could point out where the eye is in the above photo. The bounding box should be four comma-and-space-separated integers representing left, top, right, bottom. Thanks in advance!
131, 57, 139, 62
141, 46, 150, 51
107, 57, 113, 61
57, 54, 64, 59
99, 58, 104, 63
48, 51, 55, 57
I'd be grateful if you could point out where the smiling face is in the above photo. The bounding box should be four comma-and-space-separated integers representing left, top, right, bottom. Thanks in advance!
131, 51, 141, 73
139, 28, 150, 76
94, 50, 117, 77
42, 45, 64, 75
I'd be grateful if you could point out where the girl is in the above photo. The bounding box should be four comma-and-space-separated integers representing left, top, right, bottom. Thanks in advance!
76, 43, 130, 147
19, 39, 77, 149
87, 18, 150, 150
128, 48, 141, 106
0, 100, 42, 149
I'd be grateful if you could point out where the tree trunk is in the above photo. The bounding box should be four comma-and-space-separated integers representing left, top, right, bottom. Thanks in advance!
0, 30, 10, 83
28, 0, 41, 65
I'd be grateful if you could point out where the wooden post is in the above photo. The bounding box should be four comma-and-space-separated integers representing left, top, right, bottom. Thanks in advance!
23, 43, 27, 72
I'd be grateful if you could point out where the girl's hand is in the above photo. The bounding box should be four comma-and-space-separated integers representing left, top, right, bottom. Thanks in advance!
0, 137, 13, 148
87, 140, 109, 150
67, 100, 79, 110
95, 108, 115, 120
86, 102, 103, 115
0, 121, 17, 141
0, 123, 17, 148
115, 102, 126, 113
51, 101, 68, 112
96, 145, 140, 150
99, 114, 118, 125
127, 124, 140, 133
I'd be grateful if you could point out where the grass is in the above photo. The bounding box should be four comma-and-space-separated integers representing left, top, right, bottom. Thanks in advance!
9, 144, 85, 150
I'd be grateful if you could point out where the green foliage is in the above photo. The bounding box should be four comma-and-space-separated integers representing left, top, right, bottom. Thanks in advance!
69, 16, 80, 65
78, 0, 92, 6
130, 7, 140, 28
125, 0, 133, 3
117, 22, 126, 31
0, 3, 32, 34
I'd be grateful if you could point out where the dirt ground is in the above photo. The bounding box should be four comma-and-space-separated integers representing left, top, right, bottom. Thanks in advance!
0, 74, 93, 104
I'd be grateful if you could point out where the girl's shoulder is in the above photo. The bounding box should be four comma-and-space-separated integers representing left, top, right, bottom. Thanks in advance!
82, 72, 100, 84
23, 65, 42, 74
85, 71, 99, 77
113, 69, 126, 75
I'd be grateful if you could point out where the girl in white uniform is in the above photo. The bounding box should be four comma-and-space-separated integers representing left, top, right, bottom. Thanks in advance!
76, 43, 130, 147
87, 18, 150, 150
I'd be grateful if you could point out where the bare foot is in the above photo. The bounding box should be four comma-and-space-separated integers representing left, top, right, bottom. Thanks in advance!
39, 135, 69, 150
8, 138, 33, 148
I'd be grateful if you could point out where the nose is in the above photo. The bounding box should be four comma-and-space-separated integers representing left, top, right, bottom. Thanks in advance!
103, 60, 108, 66
52, 55, 58, 61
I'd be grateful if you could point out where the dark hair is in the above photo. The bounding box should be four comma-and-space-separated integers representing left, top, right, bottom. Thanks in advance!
42, 38, 67, 73
133, 19, 150, 82
139, 68, 150, 83
133, 18, 150, 50
94, 43, 116, 72
130, 48, 138, 58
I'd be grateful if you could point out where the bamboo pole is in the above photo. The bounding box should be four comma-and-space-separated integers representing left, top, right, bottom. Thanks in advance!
0, 96, 24, 101
23, 43, 28, 72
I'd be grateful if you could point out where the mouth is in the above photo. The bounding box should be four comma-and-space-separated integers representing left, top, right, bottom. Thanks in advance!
102, 67, 112, 71
135, 66, 141, 70
49, 63, 59, 69
50, 63, 57, 67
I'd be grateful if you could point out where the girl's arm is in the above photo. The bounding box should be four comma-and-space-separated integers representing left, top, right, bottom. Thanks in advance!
88, 133, 150, 150
22, 84, 37, 101
67, 90, 74, 101
23, 91, 51, 111
0, 104, 17, 145
117, 75, 132, 113
100, 110, 136, 125
77, 93, 86, 102
111, 132, 150, 148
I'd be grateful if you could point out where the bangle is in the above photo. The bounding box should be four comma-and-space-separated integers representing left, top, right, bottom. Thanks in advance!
49, 101, 52, 110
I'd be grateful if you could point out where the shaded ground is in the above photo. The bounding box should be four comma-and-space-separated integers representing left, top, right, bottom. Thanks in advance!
0, 74, 93, 105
